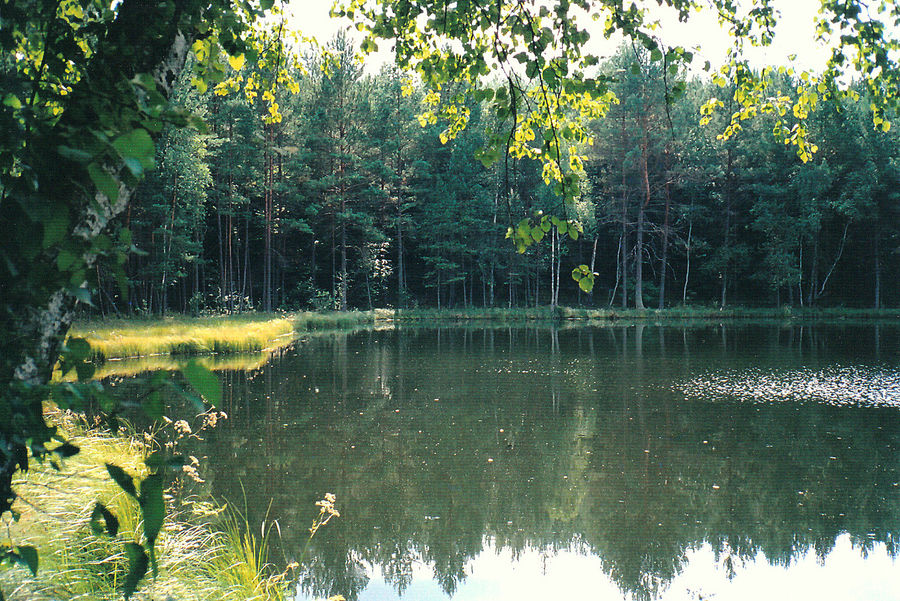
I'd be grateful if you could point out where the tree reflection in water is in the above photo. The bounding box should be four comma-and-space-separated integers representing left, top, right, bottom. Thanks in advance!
181, 325, 900, 600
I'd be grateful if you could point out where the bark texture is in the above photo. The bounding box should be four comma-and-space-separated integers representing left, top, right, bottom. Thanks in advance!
1, 0, 196, 517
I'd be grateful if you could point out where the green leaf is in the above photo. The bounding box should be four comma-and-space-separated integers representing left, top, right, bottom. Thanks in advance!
139, 473, 165, 575
16, 546, 38, 576
66, 337, 92, 361
90, 502, 120, 537
56, 248, 77, 271
360, 38, 377, 54
572, 265, 594, 292
181, 360, 221, 406
119, 228, 133, 248
3, 94, 22, 109
227, 54, 246, 71
87, 163, 119, 202
43, 209, 69, 248
577, 274, 594, 292
106, 464, 137, 498
123, 543, 149, 600
70, 286, 94, 306
112, 128, 155, 169
52, 442, 80, 458
145, 452, 186, 471
57, 145, 93, 163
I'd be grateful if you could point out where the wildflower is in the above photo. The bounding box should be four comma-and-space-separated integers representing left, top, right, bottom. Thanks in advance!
315, 492, 340, 518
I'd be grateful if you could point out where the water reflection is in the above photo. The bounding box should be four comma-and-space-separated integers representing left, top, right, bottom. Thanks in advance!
173, 325, 900, 600
679, 366, 900, 407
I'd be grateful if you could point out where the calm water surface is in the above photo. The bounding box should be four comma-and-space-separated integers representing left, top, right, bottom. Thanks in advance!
177, 324, 900, 600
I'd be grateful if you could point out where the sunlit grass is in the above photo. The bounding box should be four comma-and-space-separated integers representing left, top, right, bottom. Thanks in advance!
69, 314, 298, 361
1, 413, 287, 601
69, 312, 378, 362
208, 511, 286, 601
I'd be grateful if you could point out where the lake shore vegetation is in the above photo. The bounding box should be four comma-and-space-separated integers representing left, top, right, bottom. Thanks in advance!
0, 411, 289, 601
67, 306, 900, 362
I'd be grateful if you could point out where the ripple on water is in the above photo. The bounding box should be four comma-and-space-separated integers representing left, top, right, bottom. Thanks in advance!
676, 366, 900, 408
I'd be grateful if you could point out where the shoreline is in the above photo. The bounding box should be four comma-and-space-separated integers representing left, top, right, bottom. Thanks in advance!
69, 306, 900, 362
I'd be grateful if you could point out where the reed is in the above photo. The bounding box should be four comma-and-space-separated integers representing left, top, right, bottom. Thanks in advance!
1, 414, 286, 601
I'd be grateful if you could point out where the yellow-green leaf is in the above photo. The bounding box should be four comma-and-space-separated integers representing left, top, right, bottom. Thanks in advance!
228, 54, 246, 71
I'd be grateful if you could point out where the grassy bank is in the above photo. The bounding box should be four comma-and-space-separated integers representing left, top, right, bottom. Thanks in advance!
71, 305, 900, 362
1, 413, 286, 601
69, 311, 378, 362
390, 305, 900, 323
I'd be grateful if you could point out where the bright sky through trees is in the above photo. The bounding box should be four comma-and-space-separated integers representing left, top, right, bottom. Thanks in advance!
291, 0, 828, 72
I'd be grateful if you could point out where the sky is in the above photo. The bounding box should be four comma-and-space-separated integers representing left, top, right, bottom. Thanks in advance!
286, 0, 830, 73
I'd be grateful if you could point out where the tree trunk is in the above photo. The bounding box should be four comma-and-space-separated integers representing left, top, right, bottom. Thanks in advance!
719, 148, 733, 309
683, 203, 693, 305
1, 0, 195, 516
658, 163, 671, 310
635, 123, 650, 311
589, 237, 598, 307
264, 124, 273, 312
874, 231, 882, 309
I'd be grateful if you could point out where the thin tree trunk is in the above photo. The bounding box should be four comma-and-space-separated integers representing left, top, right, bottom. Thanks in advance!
620, 111, 629, 309
658, 165, 671, 310
550, 227, 557, 308
589, 237, 598, 307
720, 147, 733, 309
874, 231, 882, 309
635, 123, 650, 310
816, 222, 849, 301
264, 124, 273, 312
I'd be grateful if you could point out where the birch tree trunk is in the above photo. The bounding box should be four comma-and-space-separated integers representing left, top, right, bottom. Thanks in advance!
1, 0, 195, 516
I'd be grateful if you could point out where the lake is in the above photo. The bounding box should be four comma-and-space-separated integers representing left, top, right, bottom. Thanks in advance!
159, 323, 900, 600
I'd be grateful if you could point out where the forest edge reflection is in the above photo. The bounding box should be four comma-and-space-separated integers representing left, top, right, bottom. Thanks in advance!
134, 324, 900, 600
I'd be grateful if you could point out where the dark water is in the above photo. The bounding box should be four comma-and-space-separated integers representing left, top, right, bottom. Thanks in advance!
180, 323, 900, 600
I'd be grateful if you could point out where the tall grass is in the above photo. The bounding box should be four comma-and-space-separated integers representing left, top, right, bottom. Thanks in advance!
70, 312, 378, 362
69, 315, 299, 362
1, 413, 287, 601
208, 511, 286, 601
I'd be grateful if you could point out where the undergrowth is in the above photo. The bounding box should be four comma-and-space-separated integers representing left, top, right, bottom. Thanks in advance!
0, 413, 288, 601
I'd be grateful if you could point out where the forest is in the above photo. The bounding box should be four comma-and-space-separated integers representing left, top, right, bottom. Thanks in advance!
99, 35, 900, 317
4, 0, 900, 598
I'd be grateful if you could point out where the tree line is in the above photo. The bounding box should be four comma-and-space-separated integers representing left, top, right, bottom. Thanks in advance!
92, 36, 900, 316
